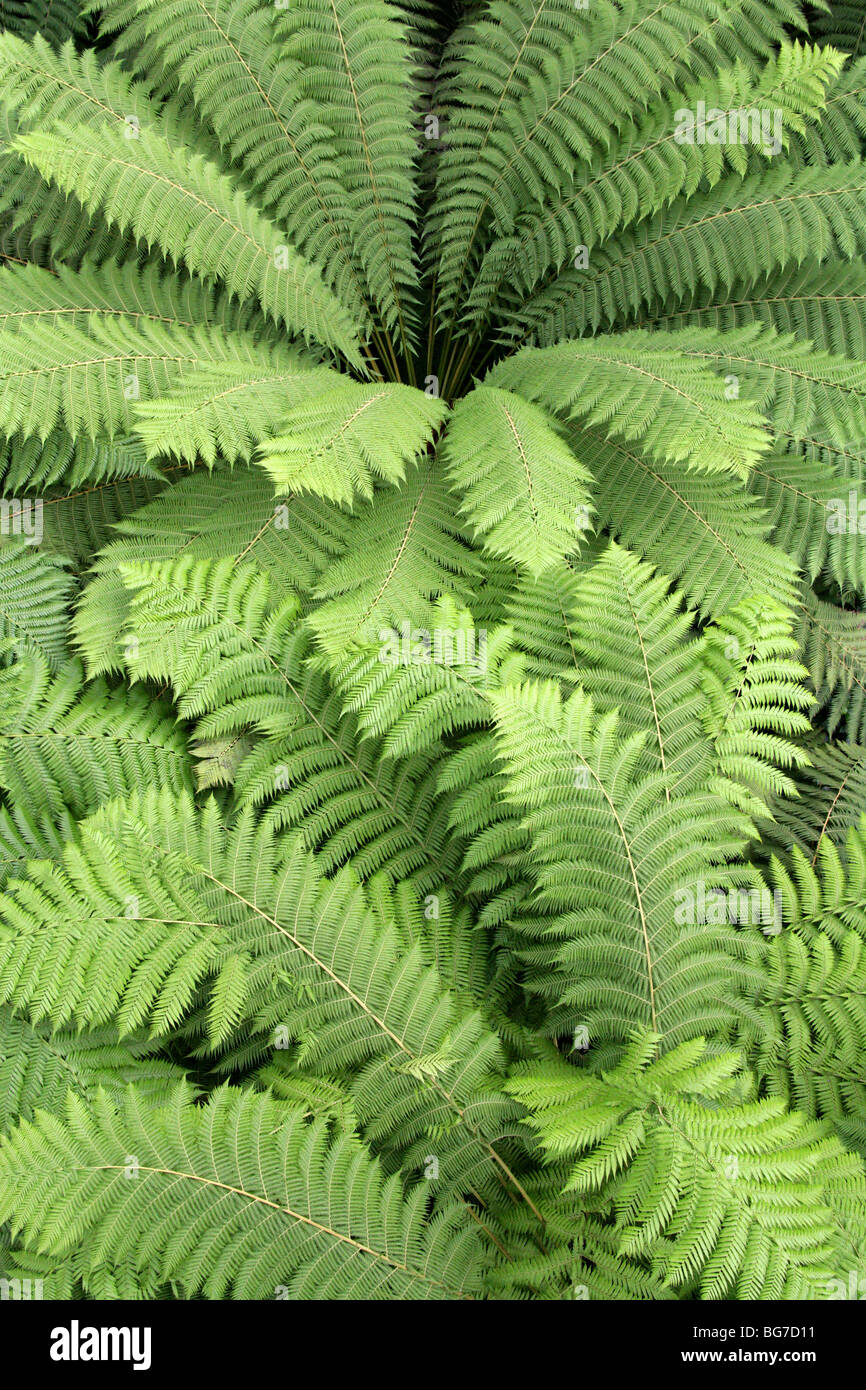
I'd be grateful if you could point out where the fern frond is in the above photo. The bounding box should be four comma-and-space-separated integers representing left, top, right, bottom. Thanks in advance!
11, 122, 363, 364
467, 42, 845, 329
0, 1084, 485, 1298
0, 648, 192, 819
309, 459, 477, 654
273, 0, 421, 352
508, 1033, 866, 1299
444, 386, 593, 575
70, 467, 346, 674
489, 331, 770, 477
505, 164, 866, 342
0, 1, 86, 45
734, 824, 866, 1152
771, 739, 866, 859
796, 589, 866, 743
0, 313, 300, 443
135, 358, 340, 467
432, 0, 777, 326
0, 794, 527, 1205
700, 595, 814, 813
0, 1009, 187, 1133
565, 427, 799, 615
0, 545, 71, 668
93, 0, 375, 324
36, 476, 168, 567
646, 259, 866, 361
99, 555, 464, 885
746, 450, 841, 583
489, 679, 760, 1045
0, 431, 158, 494
566, 543, 710, 795
257, 383, 447, 505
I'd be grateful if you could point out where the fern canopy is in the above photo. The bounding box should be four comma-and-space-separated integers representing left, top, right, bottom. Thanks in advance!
0, 0, 863, 1305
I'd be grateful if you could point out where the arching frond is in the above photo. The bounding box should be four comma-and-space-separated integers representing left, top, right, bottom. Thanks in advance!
257, 382, 447, 504
0, 648, 192, 819
12, 122, 363, 363
444, 386, 594, 575
0, 545, 71, 668
489, 330, 770, 477
489, 679, 759, 1045
0, 1085, 485, 1298
309, 459, 477, 654
734, 824, 866, 1153
700, 595, 813, 814
273, 0, 421, 351
0, 1009, 187, 1134
508, 1033, 866, 1299
93, 0, 375, 323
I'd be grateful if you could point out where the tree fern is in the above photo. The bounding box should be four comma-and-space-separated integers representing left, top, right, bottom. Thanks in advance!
0, 0, 864, 1306
0, 1085, 485, 1299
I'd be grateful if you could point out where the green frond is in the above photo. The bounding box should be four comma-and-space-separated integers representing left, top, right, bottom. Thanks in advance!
504, 562, 584, 682
0, 257, 258, 341
0, 545, 71, 669
508, 1033, 866, 1299
700, 595, 814, 813
0, 1, 86, 45
467, 42, 845, 329
489, 330, 770, 477
71, 467, 346, 674
273, 0, 421, 350
11, 122, 364, 364
734, 823, 866, 1152
566, 543, 711, 795
646, 259, 866, 361
746, 450, 842, 583
796, 589, 866, 743
135, 358, 340, 467
0, 1009, 188, 1134
94, 554, 464, 885
771, 738, 866, 858
328, 595, 518, 760
794, 51, 866, 162
35, 476, 168, 567
662, 324, 866, 460
0, 648, 192, 819
0, 1084, 485, 1298
489, 679, 759, 1045
257, 382, 448, 505
444, 386, 594, 575
0, 312, 300, 443
505, 164, 866, 342
811, 3, 866, 57
0, 793, 525, 1204
309, 460, 478, 654
93, 0, 375, 324
566, 427, 799, 615
1, 431, 158, 494
432, 0, 788, 326
485, 1174, 679, 1300
0, 801, 76, 887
